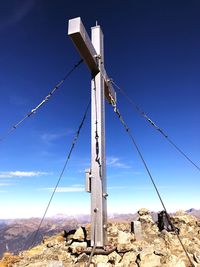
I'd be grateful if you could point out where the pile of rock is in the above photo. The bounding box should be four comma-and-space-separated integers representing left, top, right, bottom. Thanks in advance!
1, 208, 200, 267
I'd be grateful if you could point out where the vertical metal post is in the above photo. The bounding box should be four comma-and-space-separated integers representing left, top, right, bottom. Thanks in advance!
68, 17, 115, 247
90, 25, 107, 247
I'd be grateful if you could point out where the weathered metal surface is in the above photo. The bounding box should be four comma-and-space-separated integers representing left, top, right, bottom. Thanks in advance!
68, 17, 99, 76
90, 25, 107, 247
68, 17, 117, 247
68, 17, 116, 106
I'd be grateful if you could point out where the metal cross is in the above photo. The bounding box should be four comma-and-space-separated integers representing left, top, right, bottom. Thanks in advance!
68, 17, 116, 247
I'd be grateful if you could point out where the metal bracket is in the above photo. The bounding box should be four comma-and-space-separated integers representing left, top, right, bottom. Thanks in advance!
85, 168, 91, 193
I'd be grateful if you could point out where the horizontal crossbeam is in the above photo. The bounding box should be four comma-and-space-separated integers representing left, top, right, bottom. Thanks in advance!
68, 17, 99, 76
68, 17, 116, 106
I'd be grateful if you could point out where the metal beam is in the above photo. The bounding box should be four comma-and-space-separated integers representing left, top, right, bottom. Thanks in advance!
68, 17, 117, 106
68, 17, 117, 247
90, 25, 107, 247
68, 17, 99, 76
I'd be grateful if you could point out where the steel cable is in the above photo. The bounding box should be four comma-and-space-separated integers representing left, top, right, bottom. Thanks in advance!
85, 75, 103, 267
0, 59, 83, 142
111, 80, 200, 173
112, 105, 195, 267
26, 100, 90, 249
86, 211, 97, 267
92, 76, 102, 177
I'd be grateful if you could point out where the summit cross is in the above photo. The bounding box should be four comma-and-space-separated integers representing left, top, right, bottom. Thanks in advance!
68, 17, 116, 247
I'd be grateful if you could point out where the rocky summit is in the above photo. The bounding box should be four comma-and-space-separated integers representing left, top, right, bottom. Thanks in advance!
1, 209, 200, 267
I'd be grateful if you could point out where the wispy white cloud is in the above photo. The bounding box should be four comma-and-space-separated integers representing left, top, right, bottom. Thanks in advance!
71, 184, 84, 188
0, 171, 49, 178
41, 184, 85, 193
0, 183, 13, 186
40, 129, 73, 144
107, 157, 131, 169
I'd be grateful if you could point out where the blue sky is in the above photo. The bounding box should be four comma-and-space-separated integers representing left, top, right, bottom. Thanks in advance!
0, 0, 199, 218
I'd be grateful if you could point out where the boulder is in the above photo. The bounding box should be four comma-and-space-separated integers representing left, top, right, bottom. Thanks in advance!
161, 254, 186, 267
137, 253, 161, 267
117, 230, 135, 252
108, 251, 121, 264
73, 227, 86, 242
68, 242, 87, 254
120, 251, 137, 265
137, 247, 161, 267
138, 208, 150, 216
172, 211, 198, 227
8, 208, 200, 267
92, 255, 108, 264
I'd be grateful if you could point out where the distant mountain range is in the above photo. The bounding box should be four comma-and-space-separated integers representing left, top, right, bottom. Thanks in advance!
0, 216, 83, 258
0, 209, 200, 258
185, 208, 200, 219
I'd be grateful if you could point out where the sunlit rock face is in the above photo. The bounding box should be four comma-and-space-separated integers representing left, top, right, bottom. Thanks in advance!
1, 209, 200, 267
